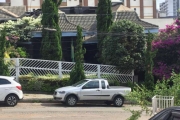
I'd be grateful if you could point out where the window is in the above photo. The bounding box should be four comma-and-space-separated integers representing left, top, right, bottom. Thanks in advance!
101, 81, 105, 89
0, 79, 11, 85
72, 80, 88, 87
82, 81, 99, 89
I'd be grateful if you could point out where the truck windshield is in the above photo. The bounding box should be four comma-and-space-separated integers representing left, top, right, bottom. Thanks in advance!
72, 80, 88, 87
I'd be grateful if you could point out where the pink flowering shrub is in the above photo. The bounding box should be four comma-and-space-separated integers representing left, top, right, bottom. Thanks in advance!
152, 19, 180, 80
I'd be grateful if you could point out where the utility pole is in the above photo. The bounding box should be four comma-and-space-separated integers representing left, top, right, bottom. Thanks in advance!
177, 0, 179, 18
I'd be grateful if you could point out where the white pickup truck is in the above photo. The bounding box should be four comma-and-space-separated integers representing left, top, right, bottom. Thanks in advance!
53, 79, 131, 107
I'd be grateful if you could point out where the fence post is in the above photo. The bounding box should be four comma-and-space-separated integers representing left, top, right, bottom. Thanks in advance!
15, 58, 20, 82
59, 61, 62, 78
97, 65, 101, 78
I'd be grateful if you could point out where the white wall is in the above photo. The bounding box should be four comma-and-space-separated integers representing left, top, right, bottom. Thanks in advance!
67, 0, 79, 6
144, 7, 153, 17
167, 0, 173, 16
130, 0, 140, 6
142, 18, 174, 29
88, 0, 94, 6
11, 0, 23, 6
131, 7, 140, 16
28, 0, 40, 11
123, 0, 127, 6
111, 0, 124, 2
143, 0, 152, 6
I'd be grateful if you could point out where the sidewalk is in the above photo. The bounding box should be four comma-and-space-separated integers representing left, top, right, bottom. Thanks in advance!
21, 93, 56, 103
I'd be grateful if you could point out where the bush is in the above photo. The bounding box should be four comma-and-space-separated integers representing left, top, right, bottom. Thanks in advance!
19, 74, 70, 93
126, 72, 180, 120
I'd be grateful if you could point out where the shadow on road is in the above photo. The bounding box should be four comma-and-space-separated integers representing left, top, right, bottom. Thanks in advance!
0, 103, 8, 107
40, 102, 126, 108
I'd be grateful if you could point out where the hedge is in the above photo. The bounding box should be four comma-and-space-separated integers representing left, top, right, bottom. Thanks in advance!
19, 74, 70, 93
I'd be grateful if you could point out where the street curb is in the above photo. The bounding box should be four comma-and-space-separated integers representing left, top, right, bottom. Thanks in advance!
19, 98, 59, 103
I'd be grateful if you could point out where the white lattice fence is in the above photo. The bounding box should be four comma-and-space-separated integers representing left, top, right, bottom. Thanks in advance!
6, 58, 134, 83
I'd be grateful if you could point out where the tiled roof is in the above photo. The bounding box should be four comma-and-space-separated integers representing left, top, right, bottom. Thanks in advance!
115, 11, 158, 29
64, 11, 158, 32
59, 12, 81, 31
32, 6, 158, 32
66, 14, 97, 31
112, 4, 134, 12
0, 6, 25, 19
60, 4, 158, 31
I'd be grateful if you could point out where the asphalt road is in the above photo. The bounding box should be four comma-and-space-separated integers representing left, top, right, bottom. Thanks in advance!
0, 103, 152, 120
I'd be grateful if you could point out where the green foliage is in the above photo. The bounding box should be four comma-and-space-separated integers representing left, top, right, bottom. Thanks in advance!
41, 0, 62, 61
144, 32, 156, 90
0, 28, 9, 76
154, 72, 180, 105
70, 26, 86, 84
127, 110, 142, 120
126, 84, 153, 120
19, 74, 70, 93
102, 20, 146, 70
9, 47, 29, 58
96, 0, 113, 62
126, 72, 180, 119
0, 16, 41, 42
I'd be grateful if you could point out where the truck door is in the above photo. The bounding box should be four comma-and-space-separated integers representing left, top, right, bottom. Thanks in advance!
80, 80, 101, 100
100, 80, 112, 100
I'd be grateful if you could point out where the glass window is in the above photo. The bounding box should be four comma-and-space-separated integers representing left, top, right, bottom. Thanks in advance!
83, 81, 99, 89
0, 79, 11, 85
101, 81, 105, 89
72, 79, 88, 87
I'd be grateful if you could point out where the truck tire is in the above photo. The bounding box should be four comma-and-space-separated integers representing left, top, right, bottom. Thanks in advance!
113, 96, 124, 107
65, 95, 77, 106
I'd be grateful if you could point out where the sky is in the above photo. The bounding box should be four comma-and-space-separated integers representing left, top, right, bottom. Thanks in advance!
156, 0, 165, 10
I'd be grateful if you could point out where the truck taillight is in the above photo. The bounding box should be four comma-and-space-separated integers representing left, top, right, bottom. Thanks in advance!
16, 86, 22, 90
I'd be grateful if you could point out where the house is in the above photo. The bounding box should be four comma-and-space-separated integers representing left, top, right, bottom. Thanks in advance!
31, 4, 158, 63
0, 6, 26, 23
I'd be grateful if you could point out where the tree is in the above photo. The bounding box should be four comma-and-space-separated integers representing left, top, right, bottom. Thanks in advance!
152, 19, 180, 79
102, 20, 146, 70
144, 32, 156, 90
96, 0, 113, 62
0, 28, 9, 76
69, 26, 86, 84
41, 0, 62, 60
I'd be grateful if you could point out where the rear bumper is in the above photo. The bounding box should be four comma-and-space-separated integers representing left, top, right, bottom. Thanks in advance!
18, 91, 24, 100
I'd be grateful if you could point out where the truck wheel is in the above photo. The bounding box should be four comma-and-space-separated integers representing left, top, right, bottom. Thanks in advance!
66, 95, 77, 106
5, 94, 18, 107
113, 96, 124, 107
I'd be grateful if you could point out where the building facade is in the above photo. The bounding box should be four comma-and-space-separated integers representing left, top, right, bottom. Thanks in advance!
159, 0, 180, 17
122, 0, 157, 18
4, 0, 156, 18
